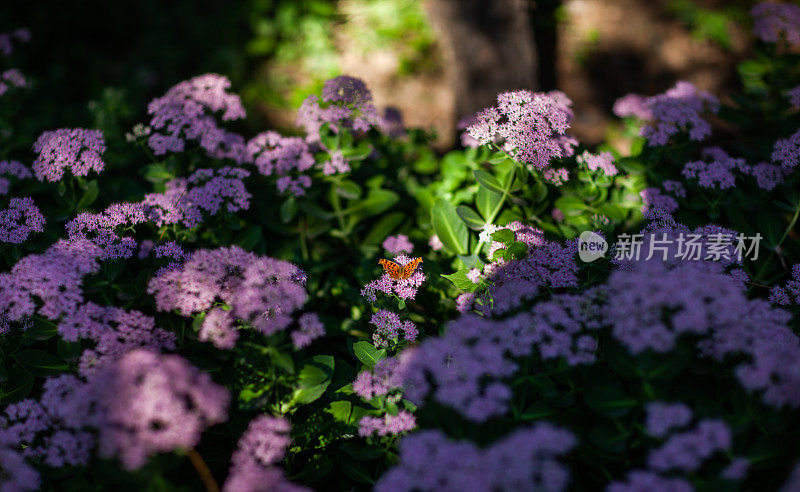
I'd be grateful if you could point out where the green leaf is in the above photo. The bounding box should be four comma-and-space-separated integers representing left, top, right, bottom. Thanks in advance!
267, 348, 295, 374
476, 187, 503, 222
292, 455, 333, 484
0, 368, 34, 403
353, 341, 385, 367
280, 197, 297, 223
473, 170, 505, 195
441, 269, 478, 291
507, 241, 528, 259
335, 180, 362, 200
235, 225, 262, 250
431, 199, 469, 255
75, 179, 99, 210
584, 385, 638, 418
456, 205, 485, 231
554, 195, 588, 217
362, 212, 404, 245
13, 350, 68, 376
142, 163, 174, 183
343, 141, 372, 161
326, 400, 353, 424
347, 189, 400, 217
491, 229, 515, 245
339, 457, 375, 484
293, 355, 335, 404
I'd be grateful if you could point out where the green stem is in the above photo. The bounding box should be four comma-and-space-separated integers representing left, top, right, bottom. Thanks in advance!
754, 199, 800, 281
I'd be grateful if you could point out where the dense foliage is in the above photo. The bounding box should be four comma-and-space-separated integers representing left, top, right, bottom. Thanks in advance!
2, 2, 800, 491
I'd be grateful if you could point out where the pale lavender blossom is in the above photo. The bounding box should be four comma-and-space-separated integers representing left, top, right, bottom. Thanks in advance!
246, 131, 315, 196
353, 357, 403, 400
640, 188, 678, 218
428, 235, 444, 251
749, 161, 787, 190
322, 149, 350, 175
577, 150, 618, 176
383, 234, 413, 255
607, 471, 691, 492
358, 411, 416, 437
789, 85, 800, 108
223, 415, 307, 492
32, 128, 106, 182
147, 74, 247, 162
369, 309, 418, 347
0, 430, 40, 492
93, 349, 229, 470
722, 457, 750, 481
613, 94, 652, 120
291, 313, 325, 349
296, 75, 381, 144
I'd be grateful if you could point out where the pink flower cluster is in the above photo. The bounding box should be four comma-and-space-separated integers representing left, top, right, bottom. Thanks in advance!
383, 234, 414, 255
147, 73, 247, 161
148, 246, 314, 350
358, 411, 416, 437
369, 309, 418, 347
32, 128, 106, 182
576, 150, 618, 176
467, 90, 575, 180
223, 416, 306, 492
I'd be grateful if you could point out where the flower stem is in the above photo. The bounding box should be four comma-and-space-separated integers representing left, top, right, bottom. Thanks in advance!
186, 448, 220, 492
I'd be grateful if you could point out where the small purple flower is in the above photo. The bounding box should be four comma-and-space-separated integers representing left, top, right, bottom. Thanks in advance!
772, 128, 800, 169
682, 147, 747, 190
608, 471, 691, 492
577, 150, 618, 176
0, 197, 45, 243
647, 419, 731, 472
383, 234, 413, 255
752, 2, 800, 45
32, 128, 106, 182
722, 457, 750, 481
291, 313, 325, 349
428, 235, 443, 251
353, 357, 403, 400
246, 131, 315, 196
369, 309, 417, 347
296, 76, 381, 143
645, 402, 693, 437
789, 85, 800, 108
358, 411, 416, 437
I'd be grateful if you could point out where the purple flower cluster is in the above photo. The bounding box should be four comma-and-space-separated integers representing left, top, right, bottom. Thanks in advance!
467, 90, 575, 177
645, 402, 693, 437
148, 246, 310, 349
32, 128, 106, 182
358, 411, 416, 437
361, 255, 425, 302
91, 349, 229, 470
353, 357, 403, 400
376, 423, 575, 492
682, 147, 747, 189
0, 28, 30, 57
66, 202, 147, 259
614, 82, 719, 146
576, 150, 618, 176
223, 415, 306, 492
751, 2, 800, 45
296, 75, 381, 144
0, 428, 40, 491
290, 312, 325, 349
606, 243, 800, 408
640, 188, 679, 218
648, 420, 731, 472
0, 239, 102, 325
482, 221, 546, 260
398, 294, 598, 422
0, 160, 32, 196
143, 166, 251, 228
772, 128, 800, 169
789, 85, 800, 108
246, 131, 315, 196
770, 264, 800, 306
58, 302, 176, 376
383, 234, 414, 255
0, 197, 44, 243
608, 471, 691, 492
147, 74, 247, 161
369, 309, 418, 347
0, 68, 28, 97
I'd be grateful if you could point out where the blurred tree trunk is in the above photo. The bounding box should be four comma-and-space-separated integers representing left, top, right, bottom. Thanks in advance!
424, 0, 538, 121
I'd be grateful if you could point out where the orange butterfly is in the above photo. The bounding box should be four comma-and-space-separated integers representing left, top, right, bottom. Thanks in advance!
379, 257, 423, 280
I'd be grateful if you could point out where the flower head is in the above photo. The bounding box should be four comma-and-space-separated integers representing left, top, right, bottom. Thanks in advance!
32, 128, 106, 182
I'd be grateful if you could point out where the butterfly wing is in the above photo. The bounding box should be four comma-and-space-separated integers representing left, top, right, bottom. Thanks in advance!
379, 259, 402, 279
398, 258, 422, 279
